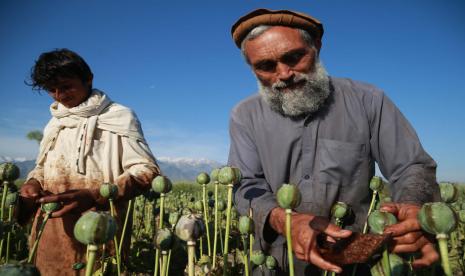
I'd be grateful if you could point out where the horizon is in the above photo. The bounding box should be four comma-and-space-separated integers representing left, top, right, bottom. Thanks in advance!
1, 1, 464, 182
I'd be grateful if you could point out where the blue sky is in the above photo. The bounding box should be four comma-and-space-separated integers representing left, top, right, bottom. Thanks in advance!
0, 0, 464, 182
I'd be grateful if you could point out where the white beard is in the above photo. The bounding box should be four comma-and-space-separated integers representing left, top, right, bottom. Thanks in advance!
258, 60, 331, 117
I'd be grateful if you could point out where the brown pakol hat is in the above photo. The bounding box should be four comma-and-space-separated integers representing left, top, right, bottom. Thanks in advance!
231, 8, 324, 48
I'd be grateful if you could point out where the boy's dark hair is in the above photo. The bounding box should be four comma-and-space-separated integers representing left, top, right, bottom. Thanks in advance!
28, 48, 93, 91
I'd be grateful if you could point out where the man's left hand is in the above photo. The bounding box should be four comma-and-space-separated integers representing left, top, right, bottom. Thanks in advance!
380, 202, 439, 268
38, 189, 105, 217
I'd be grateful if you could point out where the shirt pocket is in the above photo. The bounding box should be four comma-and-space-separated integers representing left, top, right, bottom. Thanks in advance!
312, 138, 365, 215
318, 138, 364, 186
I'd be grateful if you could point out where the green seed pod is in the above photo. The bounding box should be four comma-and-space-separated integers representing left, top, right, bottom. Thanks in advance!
238, 216, 255, 235
196, 172, 210, 185
41, 202, 61, 214
368, 210, 397, 234
418, 202, 457, 235
217, 199, 226, 212
369, 176, 384, 192
168, 212, 180, 227
276, 184, 301, 209
210, 168, 220, 182
265, 255, 277, 270
151, 175, 173, 194
0, 264, 40, 276
73, 211, 117, 245
175, 214, 205, 242
250, 250, 266, 266
439, 182, 458, 203
370, 253, 407, 276
155, 228, 174, 250
99, 183, 118, 200
0, 162, 20, 182
331, 202, 349, 219
218, 166, 242, 185
194, 200, 204, 212
5, 192, 18, 206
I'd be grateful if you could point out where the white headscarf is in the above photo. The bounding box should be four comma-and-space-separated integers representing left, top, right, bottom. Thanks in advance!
38, 89, 145, 174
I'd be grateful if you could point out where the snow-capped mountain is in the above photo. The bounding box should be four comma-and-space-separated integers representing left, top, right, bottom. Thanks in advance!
156, 157, 223, 181
0, 156, 224, 182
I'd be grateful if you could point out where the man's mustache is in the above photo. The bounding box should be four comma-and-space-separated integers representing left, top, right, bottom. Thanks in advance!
272, 73, 309, 90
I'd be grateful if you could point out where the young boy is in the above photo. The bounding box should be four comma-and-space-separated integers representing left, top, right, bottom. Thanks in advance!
20, 48, 160, 275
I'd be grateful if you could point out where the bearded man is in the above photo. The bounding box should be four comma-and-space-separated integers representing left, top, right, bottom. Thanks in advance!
228, 9, 440, 275
19, 48, 160, 275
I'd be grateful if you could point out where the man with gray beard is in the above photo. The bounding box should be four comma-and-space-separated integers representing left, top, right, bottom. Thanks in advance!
228, 9, 440, 275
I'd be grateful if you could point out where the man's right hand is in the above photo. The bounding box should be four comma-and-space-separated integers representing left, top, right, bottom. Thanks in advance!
18, 178, 43, 224
20, 179, 42, 199
269, 207, 352, 274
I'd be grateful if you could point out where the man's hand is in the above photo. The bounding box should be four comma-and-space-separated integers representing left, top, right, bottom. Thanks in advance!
20, 179, 42, 200
269, 207, 352, 273
38, 189, 106, 217
381, 202, 439, 268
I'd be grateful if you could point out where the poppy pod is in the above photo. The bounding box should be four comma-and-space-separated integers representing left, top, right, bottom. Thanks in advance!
151, 175, 173, 194
155, 228, 174, 251
265, 255, 277, 270
210, 168, 220, 182
99, 183, 118, 200
439, 182, 458, 203
196, 172, 210, 185
368, 210, 397, 234
276, 184, 301, 209
418, 202, 457, 235
0, 162, 20, 182
250, 250, 266, 266
41, 202, 61, 214
238, 216, 255, 235
175, 214, 205, 242
218, 166, 242, 185
369, 176, 384, 192
73, 211, 117, 245
331, 201, 349, 219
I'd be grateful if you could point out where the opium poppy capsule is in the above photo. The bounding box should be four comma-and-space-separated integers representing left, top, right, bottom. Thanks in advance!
155, 228, 174, 251
175, 214, 205, 242
0, 162, 20, 182
369, 176, 384, 192
210, 168, 220, 183
368, 210, 397, 234
276, 184, 301, 209
196, 172, 210, 185
238, 216, 255, 235
331, 201, 349, 219
439, 182, 458, 203
265, 255, 277, 270
151, 176, 173, 194
218, 166, 242, 185
99, 183, 118, 200
168, 212, 180, 227
418, 202, 457, 236
73, 211, 117, 245
250, 250, 266, 266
